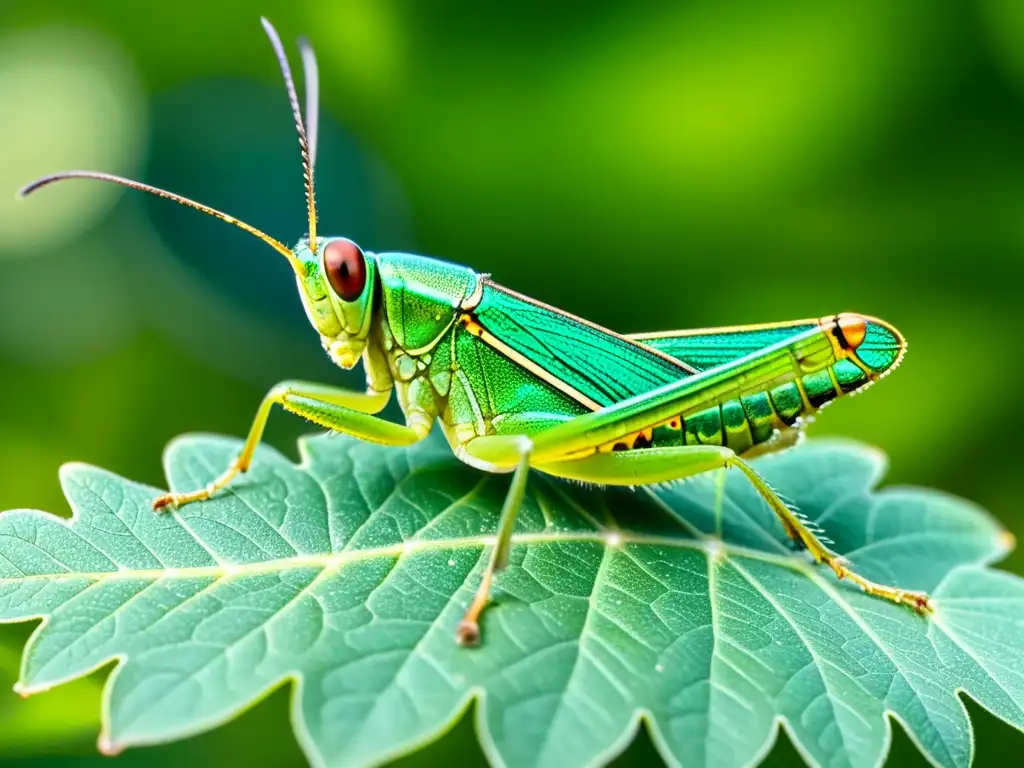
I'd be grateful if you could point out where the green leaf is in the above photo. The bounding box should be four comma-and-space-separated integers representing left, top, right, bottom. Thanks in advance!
0, 433, 1021, 768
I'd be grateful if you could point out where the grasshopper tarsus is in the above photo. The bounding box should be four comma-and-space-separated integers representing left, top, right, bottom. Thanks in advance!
455, 620, 482, 647
911, 594, 935, 614
153, 478, 225, 511
151, 495, 176, 512
152, 490, 205, 512
457, 567, 493, 646
827, 556, 933, 614
153, 459, 254, 512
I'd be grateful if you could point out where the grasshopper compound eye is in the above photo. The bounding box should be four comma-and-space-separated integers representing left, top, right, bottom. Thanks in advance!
324, 239, 367, 301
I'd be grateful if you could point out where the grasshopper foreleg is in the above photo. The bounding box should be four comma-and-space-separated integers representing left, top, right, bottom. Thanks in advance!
152, 381, 424, 510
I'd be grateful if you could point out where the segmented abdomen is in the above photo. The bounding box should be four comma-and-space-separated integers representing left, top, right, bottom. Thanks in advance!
614, 358, 870, 455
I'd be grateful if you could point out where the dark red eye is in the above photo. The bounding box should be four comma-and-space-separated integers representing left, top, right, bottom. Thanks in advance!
323, 239, 367, 301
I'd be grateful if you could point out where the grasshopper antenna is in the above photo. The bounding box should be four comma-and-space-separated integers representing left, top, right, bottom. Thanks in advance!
261, 17, 319, 254
18, 171, 305, 275
297, 35, 320, 170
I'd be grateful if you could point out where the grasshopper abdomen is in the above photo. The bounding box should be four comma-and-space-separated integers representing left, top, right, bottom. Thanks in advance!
601, 314, 903, 459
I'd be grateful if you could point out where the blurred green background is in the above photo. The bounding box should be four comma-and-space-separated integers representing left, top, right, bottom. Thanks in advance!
1, 0, 1023, 765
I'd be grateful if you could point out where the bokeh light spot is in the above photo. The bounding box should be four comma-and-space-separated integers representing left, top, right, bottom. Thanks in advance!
0, 27, 145, 255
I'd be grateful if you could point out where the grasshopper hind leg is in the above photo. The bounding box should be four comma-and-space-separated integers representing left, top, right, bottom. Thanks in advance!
724, 454, 932, 612
536, 444, 933, 613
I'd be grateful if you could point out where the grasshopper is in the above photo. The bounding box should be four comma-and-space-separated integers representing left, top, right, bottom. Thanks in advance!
20, 18, 931, 645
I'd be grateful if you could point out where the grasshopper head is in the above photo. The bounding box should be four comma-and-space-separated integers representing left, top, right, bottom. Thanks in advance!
294, 237, 378, 368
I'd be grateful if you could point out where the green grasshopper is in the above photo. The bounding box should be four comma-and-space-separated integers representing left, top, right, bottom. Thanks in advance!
20, 18, 931, 645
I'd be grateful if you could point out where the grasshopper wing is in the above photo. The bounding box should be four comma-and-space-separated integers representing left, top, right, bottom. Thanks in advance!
468, 281, 695, 409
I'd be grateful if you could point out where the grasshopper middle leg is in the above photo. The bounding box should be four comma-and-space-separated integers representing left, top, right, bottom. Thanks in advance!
153, 380, 425, 510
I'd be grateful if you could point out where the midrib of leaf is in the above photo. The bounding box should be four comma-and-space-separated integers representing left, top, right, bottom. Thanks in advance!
0, 531, 820, 586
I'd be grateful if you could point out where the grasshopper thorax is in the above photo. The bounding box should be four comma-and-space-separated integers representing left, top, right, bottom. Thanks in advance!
294, 237, 378, 368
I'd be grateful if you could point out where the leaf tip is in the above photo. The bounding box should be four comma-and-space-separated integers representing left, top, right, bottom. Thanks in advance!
1000, 529, 1017, 553
97, 732, 124, 756
12, 680, 51, 698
